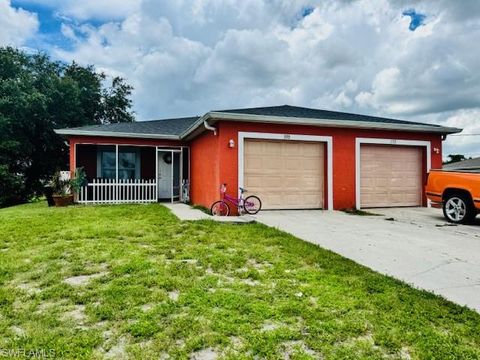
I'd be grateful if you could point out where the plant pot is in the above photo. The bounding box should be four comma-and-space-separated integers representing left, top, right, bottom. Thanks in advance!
52, 194, 73, 207
44, 186, 55, 207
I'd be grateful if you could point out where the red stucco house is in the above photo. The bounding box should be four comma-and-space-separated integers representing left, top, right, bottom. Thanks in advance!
55, 105, 461, 211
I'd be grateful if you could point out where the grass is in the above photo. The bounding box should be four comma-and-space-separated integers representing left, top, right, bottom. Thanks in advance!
0, 203, 479, 359
191, 204, 211, 215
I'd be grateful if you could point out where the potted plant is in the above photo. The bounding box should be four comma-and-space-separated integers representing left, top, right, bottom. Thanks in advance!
70, 167, 87, 202
50, 171, 73, 206
50, 168, 87, 206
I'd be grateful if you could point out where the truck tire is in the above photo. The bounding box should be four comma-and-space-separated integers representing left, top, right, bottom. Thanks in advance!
442, 193, 476, 224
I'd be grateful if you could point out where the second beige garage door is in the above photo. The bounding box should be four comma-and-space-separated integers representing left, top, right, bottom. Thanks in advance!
244, 139, 324, 209
360, 145, 423, 208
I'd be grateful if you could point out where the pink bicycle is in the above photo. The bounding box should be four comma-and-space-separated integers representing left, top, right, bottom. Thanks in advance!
210, 183, 262, 216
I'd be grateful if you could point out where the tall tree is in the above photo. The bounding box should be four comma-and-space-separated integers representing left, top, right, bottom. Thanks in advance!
0, 47, 134, 207
444, 154, 471, 165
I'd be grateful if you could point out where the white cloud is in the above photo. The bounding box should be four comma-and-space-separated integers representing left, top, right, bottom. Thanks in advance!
14, 0, 480, 155
334, 91, 352, 107
0, 0, 38, 46
14, 0, 140, 21
443, 109, 480, 158
61, 0, 140, 21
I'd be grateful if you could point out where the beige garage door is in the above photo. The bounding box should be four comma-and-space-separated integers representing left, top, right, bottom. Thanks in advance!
360, 145, 423, 208
244, 139, 324, 209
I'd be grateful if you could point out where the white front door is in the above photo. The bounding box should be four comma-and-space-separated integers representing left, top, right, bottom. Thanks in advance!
158, 152, 172, 199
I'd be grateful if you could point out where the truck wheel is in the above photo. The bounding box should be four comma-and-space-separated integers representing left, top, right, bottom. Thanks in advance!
442, 193, 476, 224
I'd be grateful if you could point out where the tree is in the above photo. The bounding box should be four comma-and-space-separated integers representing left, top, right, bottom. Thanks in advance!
443, 154, 471, 165
0, 47, 134, 207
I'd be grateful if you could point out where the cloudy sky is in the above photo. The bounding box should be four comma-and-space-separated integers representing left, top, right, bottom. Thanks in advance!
2, 0, 480, 158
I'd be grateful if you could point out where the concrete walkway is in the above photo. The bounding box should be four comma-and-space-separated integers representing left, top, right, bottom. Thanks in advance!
252, 208, 480, 312
163, 203, 255, 223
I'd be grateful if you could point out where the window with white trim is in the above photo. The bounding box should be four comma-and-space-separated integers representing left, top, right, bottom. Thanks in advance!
97, 146, 140, 179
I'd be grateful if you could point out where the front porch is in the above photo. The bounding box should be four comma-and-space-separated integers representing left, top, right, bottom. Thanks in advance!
73, 144, 190, 204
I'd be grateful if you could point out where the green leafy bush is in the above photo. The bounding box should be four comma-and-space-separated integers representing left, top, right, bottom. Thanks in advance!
0, 47, 134, 207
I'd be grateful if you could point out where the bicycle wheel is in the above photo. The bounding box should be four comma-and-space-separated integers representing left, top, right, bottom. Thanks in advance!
244, 195, 262, 215
210, 201, 230, 216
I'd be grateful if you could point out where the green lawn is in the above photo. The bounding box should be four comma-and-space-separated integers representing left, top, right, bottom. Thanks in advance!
0, 203, 479, 360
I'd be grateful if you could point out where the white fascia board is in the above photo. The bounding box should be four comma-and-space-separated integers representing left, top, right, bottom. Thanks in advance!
57, 111, 463, 141
54, 129, 180, 140
204, 112, 462, 135
179, 113, 210, 139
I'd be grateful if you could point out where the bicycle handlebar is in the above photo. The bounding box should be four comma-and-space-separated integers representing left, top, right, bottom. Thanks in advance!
220, 183, 246, 193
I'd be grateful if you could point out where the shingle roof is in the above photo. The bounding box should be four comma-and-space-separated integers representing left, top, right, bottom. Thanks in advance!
65, 116, 199, 136
443, 157, 480, 170
56, 104, 461, 139
214, 105, 441, 127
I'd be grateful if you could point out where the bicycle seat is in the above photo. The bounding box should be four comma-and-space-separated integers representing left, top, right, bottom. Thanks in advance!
239, 187, 247, 193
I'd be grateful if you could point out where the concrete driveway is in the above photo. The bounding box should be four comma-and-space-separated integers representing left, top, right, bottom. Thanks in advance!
253, 207, 480, 312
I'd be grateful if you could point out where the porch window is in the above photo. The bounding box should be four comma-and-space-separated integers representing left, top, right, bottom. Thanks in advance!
97, 146, 140, 180
100, 150, 116, 179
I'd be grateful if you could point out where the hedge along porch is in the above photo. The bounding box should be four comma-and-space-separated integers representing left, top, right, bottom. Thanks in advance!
57, 105, 461, 211
69, 136, 189, 203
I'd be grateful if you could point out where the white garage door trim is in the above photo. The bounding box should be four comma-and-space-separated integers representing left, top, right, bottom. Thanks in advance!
239, 132, 333, 210
355, 138, 431, 210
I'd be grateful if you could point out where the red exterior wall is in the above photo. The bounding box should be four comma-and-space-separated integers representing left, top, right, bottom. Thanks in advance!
66, 124, 444, 211
188, 120, 443, 210
189, 131, 220, 207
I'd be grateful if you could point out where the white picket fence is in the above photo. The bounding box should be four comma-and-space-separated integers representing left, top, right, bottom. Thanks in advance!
77, 179, 157, 204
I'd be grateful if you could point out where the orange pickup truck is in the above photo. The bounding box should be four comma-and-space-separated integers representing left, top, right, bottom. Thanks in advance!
426, 169, 480, 224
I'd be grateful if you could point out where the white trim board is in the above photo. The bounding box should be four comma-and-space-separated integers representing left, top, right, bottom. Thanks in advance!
238, 131, 333, 210
55, 129, 179, 140
180, 112, 462, 139
355, 138, 431, 210
73, 142, 77, 175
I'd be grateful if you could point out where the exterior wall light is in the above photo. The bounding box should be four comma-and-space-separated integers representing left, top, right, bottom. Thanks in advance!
229, 139, 235, 148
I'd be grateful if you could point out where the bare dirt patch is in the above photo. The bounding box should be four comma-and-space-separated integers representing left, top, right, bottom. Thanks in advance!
35, 299, 68, 314
168, 290, 179, 301
261, 321, 284, 332
104, 336, 129, 359
63, 272, 108, 286
241, 278, 260, 286
11, 326, 26, 337
281, 340, 319, 359
16, 281, 41, 295
247, 259, 273, 271
229, 336, 243, 348
63, 305, 87, 328
140, 303, 154, 311
190, 348, 218, 360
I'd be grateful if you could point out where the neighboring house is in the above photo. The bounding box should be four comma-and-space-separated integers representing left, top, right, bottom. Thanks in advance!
443, 157, 480, 171
55, 105, 461, 211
